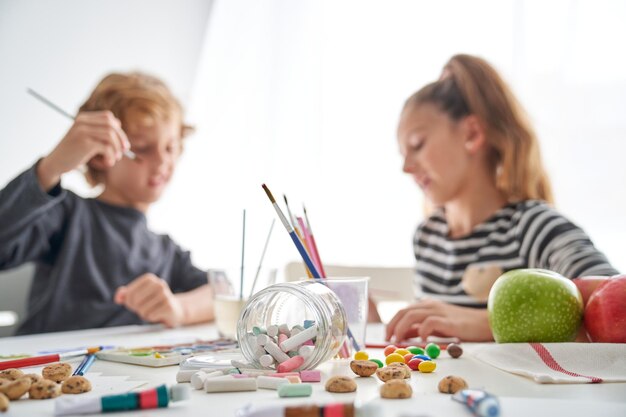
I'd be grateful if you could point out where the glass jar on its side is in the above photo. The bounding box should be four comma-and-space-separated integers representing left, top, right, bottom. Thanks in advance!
237, 281, 348, 371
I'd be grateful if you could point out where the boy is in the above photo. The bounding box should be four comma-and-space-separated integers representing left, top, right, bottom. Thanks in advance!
0, 72, 214, 334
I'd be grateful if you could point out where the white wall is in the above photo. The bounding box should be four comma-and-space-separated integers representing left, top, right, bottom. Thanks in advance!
1, 0, 624, 279
0, 0, 212, 194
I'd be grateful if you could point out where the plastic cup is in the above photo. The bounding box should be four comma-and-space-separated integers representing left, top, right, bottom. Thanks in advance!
321, 277, 369, 353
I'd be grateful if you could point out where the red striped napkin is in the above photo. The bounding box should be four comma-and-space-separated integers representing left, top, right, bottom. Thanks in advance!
473, 343, 626, 384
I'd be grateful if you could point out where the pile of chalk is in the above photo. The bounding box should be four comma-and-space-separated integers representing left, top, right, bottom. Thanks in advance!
176, 367, 321, 398
244, 321, 318, 372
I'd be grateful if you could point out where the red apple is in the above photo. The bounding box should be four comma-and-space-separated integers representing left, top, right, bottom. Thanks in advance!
584, 275, 626, 343
573, 276, 610, 306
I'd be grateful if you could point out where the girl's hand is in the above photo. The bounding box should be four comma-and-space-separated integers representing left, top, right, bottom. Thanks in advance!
385, 298, 493, 342
114, 273, 186, 328
37, 111, 130, 191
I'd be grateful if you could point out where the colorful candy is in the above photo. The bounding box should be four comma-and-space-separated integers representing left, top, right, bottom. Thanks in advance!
385, 353, 405, 365
403, 353, 415, 364
425, 343, 441, 359
418, 361, 436, 373
407, 358, 423, 371
407, 346, 425, 355
354, 351, 369, 361
383, 345, 397, 357
370, 359, 384, 368
447, 343, 463, 358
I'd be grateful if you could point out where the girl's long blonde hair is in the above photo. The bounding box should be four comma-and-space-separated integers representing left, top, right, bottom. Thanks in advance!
404, 54, 553, 204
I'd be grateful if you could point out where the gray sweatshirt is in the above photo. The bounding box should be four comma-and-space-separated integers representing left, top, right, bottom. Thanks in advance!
0, 163, 208, 334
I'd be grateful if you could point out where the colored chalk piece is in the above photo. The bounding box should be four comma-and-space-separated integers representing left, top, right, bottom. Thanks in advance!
264, 341, 290, 364
278, 324, 291, 336
252, 327, 267, 336
277, 355, 305, 373
204, 376, 258, 392
298, 345, 314, 360
285, 375, 301, 384
267, 325, 279, 338
269, 372, 299, 378
257, 375, 289, 390
191, 371, 207, 390
256, 334, 271, 346
278, 383, 313, 398
299, 370, 321, 382
280, 325, 318, 353
176, 370, 197, 383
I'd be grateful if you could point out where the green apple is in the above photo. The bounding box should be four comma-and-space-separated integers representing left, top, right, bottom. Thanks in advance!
488, 269, 583, 343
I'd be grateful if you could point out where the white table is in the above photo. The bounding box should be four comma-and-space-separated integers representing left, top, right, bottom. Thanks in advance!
1, 323, 625, 416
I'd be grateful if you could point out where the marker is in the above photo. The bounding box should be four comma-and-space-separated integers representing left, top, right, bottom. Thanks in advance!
54, 384, 190, 416
73, 354, 96, 376
452, 389, 500, 417
0, 347, 102, 371
237, 402, 382, 417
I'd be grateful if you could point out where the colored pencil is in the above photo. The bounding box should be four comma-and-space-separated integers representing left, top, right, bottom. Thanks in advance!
283, 195, 313, 278
297, 216, 321, 274
73, 354, 96, 376
264, 186, 320, 277
27, 88, 136, 160
0, 347, 101, 371
303, 205, 327, 278
261, 184, 360, 351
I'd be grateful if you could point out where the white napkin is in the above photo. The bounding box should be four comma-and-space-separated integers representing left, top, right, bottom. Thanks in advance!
473, 343, 626, 384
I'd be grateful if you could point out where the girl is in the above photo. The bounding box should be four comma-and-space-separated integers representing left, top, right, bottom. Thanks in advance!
386, 54, 618, 342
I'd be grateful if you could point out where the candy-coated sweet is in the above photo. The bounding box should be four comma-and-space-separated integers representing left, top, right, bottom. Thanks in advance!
354, 351, 369, 361
383, 345, 397, 357
385, 353, 405, 365
407, 346, 425, 355
407, 358, 423, 371
418, 361, 436, 373
425, 343, 441, 359
370, 359, 384, 368
395, 349, 410, 357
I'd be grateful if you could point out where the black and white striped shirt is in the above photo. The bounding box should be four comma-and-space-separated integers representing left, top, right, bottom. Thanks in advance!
413, 200, 618, 308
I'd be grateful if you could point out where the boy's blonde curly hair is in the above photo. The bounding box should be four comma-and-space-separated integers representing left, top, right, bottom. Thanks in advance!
79, 72, 193, 186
